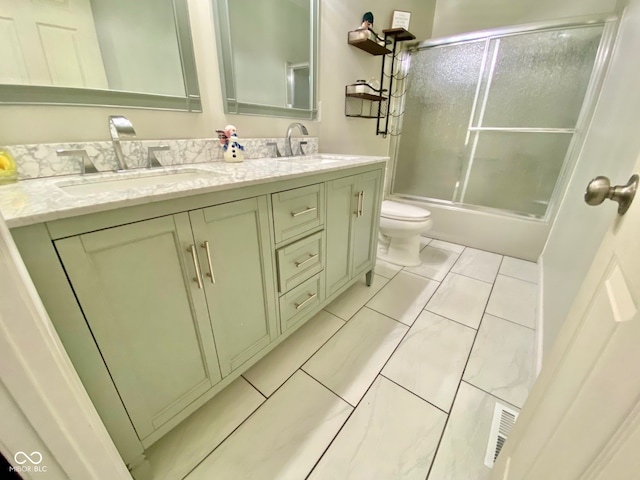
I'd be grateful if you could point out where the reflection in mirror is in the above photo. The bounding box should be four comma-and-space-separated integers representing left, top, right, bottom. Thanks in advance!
287, 62, 310, 109
0, 0, 200, 111
213, 0, 317, 119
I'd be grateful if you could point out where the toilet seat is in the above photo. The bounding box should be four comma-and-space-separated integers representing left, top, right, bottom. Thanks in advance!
381, 200, 431, 222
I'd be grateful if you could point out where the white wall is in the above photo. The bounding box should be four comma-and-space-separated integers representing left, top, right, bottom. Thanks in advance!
540, 1, 640, 357
432, 0, 617, 38
0, 0, 435, 160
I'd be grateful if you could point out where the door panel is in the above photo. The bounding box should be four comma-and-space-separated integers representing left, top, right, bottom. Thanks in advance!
55, 214, 221, 441
352, 169, 382, 276
190, 196, 278, 377
325, 176, 357, 297
492, 4, 640, 477
0, 0, 107, 87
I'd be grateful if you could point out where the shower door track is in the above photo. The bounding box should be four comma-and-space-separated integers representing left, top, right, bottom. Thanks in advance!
410, 14, 617, 50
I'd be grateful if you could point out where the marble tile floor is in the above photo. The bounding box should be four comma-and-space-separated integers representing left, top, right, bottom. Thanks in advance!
163, 238, 538, 480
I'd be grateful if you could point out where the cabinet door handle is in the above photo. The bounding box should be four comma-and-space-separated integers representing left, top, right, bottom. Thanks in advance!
291, 206, 316, 217
295, 253, 319, 268
359, 191, 365, 217
295, 292, 317, 310
355, 191, 364, 217
201, 241, 216, 283
188, 245, 203, 289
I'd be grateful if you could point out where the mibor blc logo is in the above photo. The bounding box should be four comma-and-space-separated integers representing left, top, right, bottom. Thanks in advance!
10, 451, 47, 473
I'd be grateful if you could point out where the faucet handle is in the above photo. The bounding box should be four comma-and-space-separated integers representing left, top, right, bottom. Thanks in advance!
266, 142, 282, 158
147, 145, 170, 169
297, 141, 308, 156
57, 149, 97, 175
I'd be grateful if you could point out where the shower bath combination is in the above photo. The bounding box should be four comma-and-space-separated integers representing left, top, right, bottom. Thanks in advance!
386, 15, 617, 258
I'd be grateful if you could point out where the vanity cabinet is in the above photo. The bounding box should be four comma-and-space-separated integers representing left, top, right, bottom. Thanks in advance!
10, 161, 385, 478
326, 169, 383, 296
54, 196, 277, 444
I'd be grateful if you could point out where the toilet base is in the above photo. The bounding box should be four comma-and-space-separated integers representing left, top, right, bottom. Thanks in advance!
378, 234, 422, 267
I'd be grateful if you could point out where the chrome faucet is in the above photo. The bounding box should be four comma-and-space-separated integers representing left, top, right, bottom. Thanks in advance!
57, 149, 97, 175
108, 115, 136, 171
285, 122, 308, 157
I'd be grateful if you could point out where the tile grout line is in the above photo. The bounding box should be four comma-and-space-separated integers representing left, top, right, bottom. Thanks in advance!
482, 311, 536, 331
422, 307, 480, 332
497, 271, 538, 285
324, 275, 390, 322
458, 380, 521, 410
379, 373, 450, 416
423, 254, 504, 480
240, 375, 268, 399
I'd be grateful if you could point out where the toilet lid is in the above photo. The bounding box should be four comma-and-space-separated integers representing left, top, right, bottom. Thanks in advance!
381, 200, 431, 221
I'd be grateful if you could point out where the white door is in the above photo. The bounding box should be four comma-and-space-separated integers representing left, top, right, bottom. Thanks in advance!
492, 4, 640, 478
0, 0, 107, 88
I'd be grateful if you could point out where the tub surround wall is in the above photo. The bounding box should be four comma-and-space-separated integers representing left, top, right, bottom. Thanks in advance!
1, 138, 318, 180
397, 200, 548, 261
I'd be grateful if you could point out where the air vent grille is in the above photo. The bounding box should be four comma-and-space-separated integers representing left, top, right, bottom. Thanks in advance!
484, 402, 519, 468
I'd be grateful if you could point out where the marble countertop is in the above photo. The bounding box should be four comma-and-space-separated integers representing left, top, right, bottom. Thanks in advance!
0, 154, 387, 228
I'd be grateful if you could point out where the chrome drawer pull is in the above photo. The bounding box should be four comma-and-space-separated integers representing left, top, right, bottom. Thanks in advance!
188, 245, 203, 289
201, 241, 216, 284
291, 206, 316, 217
295, 253, 319, 268
295, 292, 317, 310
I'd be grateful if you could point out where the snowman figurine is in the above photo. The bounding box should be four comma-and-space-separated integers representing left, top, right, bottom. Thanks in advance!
219, 124, 245, 163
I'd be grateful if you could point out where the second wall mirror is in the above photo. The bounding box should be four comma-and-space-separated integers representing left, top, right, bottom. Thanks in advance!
212, 0, 318, 119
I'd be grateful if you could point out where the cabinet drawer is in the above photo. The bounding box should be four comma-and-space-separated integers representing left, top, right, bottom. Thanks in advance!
272, 184, 324, 244
277, 231, 324, 293
279, 272, 324, 332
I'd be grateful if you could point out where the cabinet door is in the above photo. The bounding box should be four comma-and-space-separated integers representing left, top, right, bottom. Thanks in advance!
189, 196, 278, 377
325, 175, 357, 297
55, 214, 221, 442
352, 169, 383, 276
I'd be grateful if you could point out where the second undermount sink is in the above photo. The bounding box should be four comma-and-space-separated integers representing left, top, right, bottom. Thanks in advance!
57, 169, 229, 196
277, 154, 343, 165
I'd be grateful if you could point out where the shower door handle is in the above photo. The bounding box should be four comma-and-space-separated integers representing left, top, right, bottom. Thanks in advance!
584, 174, 638, 215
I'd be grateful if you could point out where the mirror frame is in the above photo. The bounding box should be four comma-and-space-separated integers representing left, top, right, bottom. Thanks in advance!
0, 0, 201, 112
212, 0, 318, 119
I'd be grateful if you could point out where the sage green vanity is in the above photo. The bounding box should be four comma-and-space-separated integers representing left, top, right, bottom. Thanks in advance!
8, 158, 384, 476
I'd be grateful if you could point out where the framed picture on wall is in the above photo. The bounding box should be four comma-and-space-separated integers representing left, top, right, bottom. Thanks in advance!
391, 10, 411, 30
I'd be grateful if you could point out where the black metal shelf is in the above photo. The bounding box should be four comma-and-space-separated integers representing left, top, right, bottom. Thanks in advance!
346, 27, 415, 135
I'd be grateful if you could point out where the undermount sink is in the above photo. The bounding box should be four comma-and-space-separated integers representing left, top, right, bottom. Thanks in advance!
57, 169, 228, 196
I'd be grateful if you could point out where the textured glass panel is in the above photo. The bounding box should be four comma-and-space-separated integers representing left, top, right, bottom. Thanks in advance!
481, 26, 603, 128
393, 41, 486, 201
462, 132, 573, 217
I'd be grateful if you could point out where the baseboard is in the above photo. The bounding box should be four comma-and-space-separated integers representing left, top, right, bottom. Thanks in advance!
535, 256, 545, 377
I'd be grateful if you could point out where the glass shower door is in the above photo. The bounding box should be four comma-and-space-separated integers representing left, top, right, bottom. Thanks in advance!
392, 40, 487, 201
460, 26, 604, 217
392, 23, 606, 218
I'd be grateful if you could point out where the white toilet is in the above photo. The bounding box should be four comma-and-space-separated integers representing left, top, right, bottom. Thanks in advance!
378, 200, 433, 267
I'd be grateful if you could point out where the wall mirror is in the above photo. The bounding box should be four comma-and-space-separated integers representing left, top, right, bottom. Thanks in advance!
213, 0, 318, 119
0, 0, 201, 111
